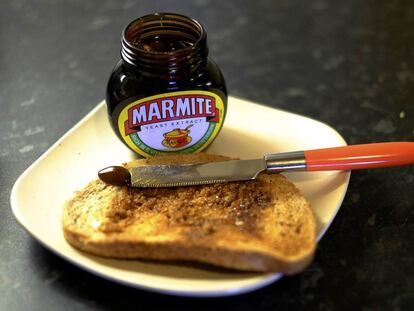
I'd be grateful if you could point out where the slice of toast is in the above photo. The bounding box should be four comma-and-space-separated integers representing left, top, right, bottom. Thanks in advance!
62, 153, 316, 274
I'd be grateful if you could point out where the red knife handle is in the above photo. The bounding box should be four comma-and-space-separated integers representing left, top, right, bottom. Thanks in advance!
304, 142, 414, 171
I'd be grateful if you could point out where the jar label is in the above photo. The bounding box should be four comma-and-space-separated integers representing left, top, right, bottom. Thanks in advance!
117, 90, 225, 157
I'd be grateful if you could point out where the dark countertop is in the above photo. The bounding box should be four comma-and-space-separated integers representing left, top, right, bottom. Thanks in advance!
1, 0, 413, 310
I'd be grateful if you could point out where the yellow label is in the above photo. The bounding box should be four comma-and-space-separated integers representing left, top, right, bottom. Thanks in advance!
117, 90, 225, 157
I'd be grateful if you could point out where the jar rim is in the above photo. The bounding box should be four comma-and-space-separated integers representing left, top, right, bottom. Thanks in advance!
121, 12, 206, 56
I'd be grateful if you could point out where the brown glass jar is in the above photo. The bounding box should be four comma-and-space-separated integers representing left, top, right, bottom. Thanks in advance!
106, 13, 227, 157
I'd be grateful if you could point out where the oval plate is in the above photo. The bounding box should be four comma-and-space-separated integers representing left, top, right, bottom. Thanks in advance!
10, 96, 350, 297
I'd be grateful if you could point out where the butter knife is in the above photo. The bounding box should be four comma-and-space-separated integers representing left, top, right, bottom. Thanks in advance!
98, 142, 414, 187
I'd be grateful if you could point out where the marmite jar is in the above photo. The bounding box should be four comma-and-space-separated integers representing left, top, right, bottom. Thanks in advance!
106, 13, 227, 157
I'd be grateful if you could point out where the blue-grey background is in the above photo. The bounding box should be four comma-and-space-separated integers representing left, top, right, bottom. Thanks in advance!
1, 0, 413, 310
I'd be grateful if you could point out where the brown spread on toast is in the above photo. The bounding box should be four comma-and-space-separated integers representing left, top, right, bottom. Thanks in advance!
62, 153, 316, 273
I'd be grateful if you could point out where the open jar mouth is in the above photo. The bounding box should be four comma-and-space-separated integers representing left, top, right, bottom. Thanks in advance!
120, 13, 208, 76
122, 13, 206, 55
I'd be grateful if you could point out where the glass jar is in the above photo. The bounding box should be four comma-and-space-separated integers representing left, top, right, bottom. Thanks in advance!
106, 13, 227, 157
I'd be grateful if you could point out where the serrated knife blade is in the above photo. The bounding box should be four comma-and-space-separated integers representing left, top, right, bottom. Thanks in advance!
130, 159, 266, 187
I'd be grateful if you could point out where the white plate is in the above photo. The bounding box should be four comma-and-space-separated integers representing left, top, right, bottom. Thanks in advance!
11, 96, 350, 297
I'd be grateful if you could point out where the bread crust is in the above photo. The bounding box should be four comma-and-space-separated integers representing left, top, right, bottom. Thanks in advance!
62, 153, 316, 273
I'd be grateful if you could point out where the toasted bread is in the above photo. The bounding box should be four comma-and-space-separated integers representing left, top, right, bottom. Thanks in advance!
62, 153, 316, 273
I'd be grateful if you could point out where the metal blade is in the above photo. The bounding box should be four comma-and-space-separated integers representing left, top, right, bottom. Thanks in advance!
130, 159, 266, 187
